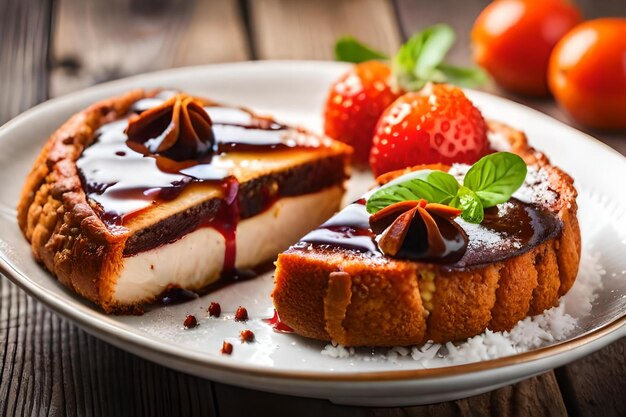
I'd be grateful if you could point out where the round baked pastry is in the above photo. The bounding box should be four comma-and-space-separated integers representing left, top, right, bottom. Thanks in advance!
272, 121, 581, 346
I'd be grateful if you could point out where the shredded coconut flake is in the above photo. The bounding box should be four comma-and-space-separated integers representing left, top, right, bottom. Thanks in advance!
321, 342, 355, 358
321, 248, 605, 367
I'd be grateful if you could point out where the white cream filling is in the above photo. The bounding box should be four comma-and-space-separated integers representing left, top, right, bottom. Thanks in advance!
113, 186, 344, 304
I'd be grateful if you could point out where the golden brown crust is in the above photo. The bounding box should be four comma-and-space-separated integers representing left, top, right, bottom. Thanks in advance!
273, 251, 427, 346
488, 249, 537, 332
273, 121, 581, 346
18, 90, 147, 313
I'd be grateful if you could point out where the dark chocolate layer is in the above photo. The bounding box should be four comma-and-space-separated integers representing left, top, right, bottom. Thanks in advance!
123, 198, 222, 256
123, 154, 346, 256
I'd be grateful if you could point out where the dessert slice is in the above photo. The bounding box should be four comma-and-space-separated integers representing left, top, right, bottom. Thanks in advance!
273, 121, 580, 346
18, 90, 351, 313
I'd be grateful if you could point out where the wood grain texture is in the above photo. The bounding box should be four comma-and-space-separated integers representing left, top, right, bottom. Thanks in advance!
0, 0, 53, 124
555, 339, 626, 417
214, 372, 567, 417
247, 0, 402, 59
0, 277, 218, 417
50, 0, 249, 97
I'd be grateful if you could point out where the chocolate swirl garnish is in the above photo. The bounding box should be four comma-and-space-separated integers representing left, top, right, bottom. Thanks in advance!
126, 94, 216, 163
369, 199, 468, 263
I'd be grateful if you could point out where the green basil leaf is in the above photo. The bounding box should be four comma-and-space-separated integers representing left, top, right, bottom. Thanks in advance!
450, 186, 484, 223
436, 63, 489, 88
334, 36, 388, 63
365, 171, 459, 214
423, 171, 461, 204
463, 152, 527, 207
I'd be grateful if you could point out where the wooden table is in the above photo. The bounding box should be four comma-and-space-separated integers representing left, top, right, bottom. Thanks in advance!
1, 0, 625, 415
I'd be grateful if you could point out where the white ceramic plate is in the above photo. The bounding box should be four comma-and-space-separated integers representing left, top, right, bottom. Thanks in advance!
1, 61, 625, 406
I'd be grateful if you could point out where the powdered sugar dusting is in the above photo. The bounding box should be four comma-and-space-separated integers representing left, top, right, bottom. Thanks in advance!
513, 165, 558, 205
487, 131, 512, 152
455, 218, 507, 252
321, 248, 605, 366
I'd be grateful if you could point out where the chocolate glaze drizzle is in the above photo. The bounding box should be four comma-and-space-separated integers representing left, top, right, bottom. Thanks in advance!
297, 197, 562, 271
78, 93, 312, 223
77, 91, 322, 276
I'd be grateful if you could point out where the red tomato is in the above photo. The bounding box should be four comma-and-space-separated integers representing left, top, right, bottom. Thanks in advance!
548, 18, 626, 130
472, 0, 582, 96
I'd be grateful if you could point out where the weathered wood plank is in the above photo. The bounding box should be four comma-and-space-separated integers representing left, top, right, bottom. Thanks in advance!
50, 0, 249, 97
0, 0, 53, 123
0, 276, 219, 417
214, 372, 567, 416
555, 339, 626, 417
214, 383, 369, 417
248, 0, 402, 60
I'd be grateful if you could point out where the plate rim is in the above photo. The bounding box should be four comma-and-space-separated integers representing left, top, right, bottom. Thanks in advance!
1, 60, 625, 384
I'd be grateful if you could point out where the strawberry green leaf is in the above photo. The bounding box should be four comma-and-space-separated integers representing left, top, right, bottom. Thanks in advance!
392, 24, 487, 91
413, 24, 455, 80
335, 36, 389, 63
437, 64, 489, 88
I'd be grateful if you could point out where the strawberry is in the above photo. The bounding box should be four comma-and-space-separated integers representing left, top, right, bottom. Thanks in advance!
323, 61, 401, 164
369, 84, 488, 177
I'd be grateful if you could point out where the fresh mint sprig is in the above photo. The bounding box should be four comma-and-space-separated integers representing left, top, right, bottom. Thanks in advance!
365, 152, 527, 224
334, 24, 487, 90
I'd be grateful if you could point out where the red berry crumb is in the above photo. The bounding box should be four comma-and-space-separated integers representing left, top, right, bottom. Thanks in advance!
240, 329, 255, 343
183, 314, 198, 329
221, 341, 233, 355
208, 302, 221, 317
234, 306, 248, 322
